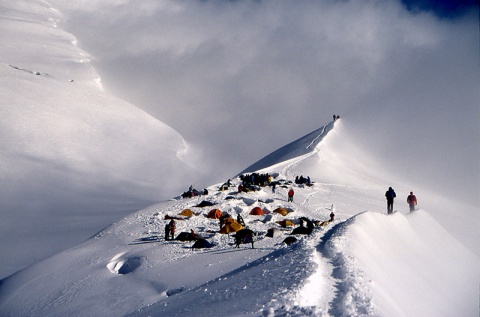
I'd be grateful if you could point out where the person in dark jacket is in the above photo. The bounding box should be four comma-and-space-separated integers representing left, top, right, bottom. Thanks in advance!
237, 214, 245, 227
169, 219, 176, 239
385, 187, 396, 214
407, 191, 417, 212
164, 223, 171, 240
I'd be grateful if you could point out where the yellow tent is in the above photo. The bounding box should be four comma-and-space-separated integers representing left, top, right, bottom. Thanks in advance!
273, 207, 289, 216
219, 218, 243, 234
276, 219, 295, 228
179, 209, 194, 217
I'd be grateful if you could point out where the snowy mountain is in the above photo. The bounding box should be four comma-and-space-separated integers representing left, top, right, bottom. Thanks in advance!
0, 119, 478, 317
0, 0, 206, 278
0, 1, 478, 316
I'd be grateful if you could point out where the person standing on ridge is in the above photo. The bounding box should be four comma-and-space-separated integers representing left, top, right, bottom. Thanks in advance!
385, 187, 396, 214
407, 191, 417, 212
288, 188, 295, 202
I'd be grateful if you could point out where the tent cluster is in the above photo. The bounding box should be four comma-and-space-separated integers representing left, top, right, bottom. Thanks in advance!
153, 173, 335, 250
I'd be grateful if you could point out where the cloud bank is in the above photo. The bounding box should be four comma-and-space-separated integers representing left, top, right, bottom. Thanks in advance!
52, 0, 479, 205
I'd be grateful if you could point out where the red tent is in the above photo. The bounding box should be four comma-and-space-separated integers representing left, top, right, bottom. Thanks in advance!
249, 207, 264, 216
206, 209, 222, 219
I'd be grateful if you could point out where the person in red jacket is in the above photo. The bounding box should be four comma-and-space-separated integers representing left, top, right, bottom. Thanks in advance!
407, 192, 417, 212
288, 188, 294, 202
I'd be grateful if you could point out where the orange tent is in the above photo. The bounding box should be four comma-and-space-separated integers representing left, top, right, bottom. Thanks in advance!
206, 209, 222, 219
273, 207, 289, 216
249, 207, 264, 216
219, 218, 243, 234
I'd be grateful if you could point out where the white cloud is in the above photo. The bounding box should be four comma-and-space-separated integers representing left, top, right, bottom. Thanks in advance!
51, 0, 479, 204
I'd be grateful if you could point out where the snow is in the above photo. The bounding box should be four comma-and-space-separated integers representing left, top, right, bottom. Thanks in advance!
0, 1, 479, 317
0, 0, 205, 278
1, 164, 477, 316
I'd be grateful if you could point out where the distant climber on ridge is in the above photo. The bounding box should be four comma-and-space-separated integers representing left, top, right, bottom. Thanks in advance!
385, 187, 396, 214
407, 191, 417, 212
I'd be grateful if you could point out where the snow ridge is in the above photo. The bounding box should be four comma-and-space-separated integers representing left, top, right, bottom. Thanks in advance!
240, 121, 335, 174
318, 215, 375, 316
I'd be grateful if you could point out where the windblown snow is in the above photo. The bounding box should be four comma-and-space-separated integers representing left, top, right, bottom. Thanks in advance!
0, 1, 478, 317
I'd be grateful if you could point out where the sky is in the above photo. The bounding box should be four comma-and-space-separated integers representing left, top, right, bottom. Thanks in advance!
50, 0, 479, 206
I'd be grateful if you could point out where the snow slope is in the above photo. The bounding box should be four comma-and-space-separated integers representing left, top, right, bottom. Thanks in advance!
240, 122, 334, 174
0, 0, 204, 278
0, 120, 477, 317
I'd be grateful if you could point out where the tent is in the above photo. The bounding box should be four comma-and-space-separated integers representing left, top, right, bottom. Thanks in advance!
206, 209, 223, 219
249, 207, 264, 216
195, 200, 215, 208
175, 232, 197, 241
283, 236, 297, 245
291, 226, 313, 235
266, 227, 281, 238
319, 220, 330, 227
192, 239, 213, 249
273, 207, 289, 216
219, 218, 243, 234
262, 208, 272, 214
276, 219, 295, 228
179, 209, 194, 217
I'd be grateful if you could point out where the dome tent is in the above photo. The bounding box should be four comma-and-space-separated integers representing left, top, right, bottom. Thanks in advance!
219, 218, 243, 234
206, 209, 222, 219
179, 209, 194, 217
249, 207, 264, 216
273, 207, 289, 216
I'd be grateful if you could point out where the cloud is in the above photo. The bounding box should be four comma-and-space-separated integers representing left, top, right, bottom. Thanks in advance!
51, 0, 479, 204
